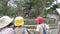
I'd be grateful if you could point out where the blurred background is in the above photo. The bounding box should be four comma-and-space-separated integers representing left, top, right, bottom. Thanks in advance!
1, 0, 60, 25
0, 0, 60, 17
1, 0, 60, 34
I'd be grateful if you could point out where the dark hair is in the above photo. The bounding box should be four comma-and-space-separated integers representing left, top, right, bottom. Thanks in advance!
7, 22, 13, 27
38, 22, 41, 24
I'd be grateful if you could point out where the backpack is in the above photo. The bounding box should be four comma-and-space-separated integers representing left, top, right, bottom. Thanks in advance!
13, 27, 26, 34
41, 24, 46, 34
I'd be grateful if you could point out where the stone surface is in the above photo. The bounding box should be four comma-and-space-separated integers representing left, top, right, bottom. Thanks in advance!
49, 29, 58, 34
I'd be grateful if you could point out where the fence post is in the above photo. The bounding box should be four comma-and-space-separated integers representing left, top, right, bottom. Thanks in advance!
58, 21, 60, 34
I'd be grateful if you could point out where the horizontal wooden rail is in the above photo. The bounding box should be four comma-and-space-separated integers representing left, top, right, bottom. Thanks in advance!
23, 25, 57, 29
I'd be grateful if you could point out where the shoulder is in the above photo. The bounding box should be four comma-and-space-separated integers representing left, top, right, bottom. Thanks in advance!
15, 27, 26, 31
22, 27, 27, 31
2, 28, 14, 34
4, 28, 13, 31
45, 24, 48, 26
45, 24, 50, 29
37, 25, 41, 28
45, 24, 49, 27
22, 27, 28, 34
36, 25, 42, 31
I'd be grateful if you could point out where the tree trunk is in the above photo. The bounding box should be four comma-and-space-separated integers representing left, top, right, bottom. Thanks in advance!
15, 2, 22, 16
2, 0, 10, 15
40, 0, 46, 17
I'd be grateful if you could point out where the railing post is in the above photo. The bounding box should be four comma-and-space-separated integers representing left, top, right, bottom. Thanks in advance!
58, 21, 60, 34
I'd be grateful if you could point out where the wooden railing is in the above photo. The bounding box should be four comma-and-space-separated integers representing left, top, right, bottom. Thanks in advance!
23, 25, 58, 34
24, 25, 57, 29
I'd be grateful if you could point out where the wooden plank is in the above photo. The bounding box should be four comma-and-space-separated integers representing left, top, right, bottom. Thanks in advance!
23, 25, 57, 29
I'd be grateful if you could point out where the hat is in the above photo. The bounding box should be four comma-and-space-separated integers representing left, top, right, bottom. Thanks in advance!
0, 16, 13, 28
14, 16, 24, 26
36, 16, 44, 24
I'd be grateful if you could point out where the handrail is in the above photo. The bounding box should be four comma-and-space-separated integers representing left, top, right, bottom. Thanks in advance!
24, 25, 57, 29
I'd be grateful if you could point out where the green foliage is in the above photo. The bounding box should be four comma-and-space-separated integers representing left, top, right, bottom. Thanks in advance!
30, 8, 37, 17
57, 3, 60, 8
0, 0, 56, 17
43, 9, 52, 17
46, 0, 54, 7
8, 7, 17, 17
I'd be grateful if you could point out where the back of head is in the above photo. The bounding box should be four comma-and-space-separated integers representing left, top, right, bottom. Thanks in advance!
14, 16, 24, 27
